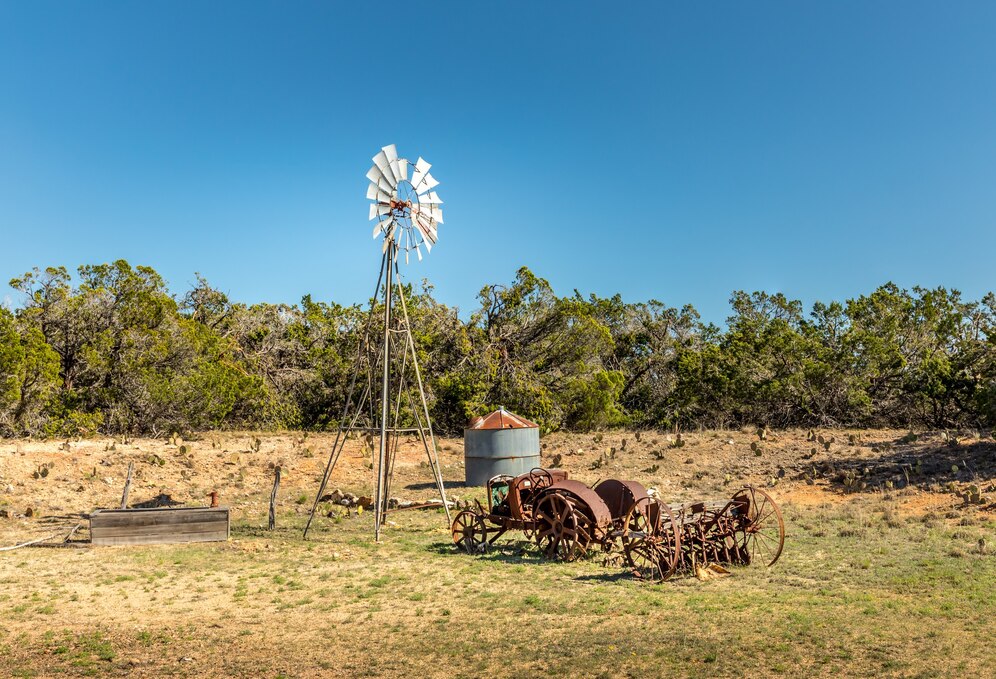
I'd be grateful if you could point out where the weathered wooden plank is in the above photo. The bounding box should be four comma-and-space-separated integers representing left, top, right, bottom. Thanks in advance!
91, 509, 227, 528
89, 507, 229, 546
92, 531, 228, 546
92, 521, 225, 538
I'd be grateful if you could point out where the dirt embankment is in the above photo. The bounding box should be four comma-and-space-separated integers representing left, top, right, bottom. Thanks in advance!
1, 428, 993, 543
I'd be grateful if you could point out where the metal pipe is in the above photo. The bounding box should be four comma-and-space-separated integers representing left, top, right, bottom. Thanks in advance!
395, 264, 451, 524
374, 244, 394, 541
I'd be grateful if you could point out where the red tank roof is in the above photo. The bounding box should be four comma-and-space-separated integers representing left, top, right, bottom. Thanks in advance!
466, 407, 538, 430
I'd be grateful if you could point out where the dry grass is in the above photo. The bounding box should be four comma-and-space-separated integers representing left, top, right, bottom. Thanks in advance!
1, 429, 994, 677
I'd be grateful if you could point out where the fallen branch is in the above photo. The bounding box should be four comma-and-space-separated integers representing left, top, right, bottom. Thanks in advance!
0, 523, 84, 552
0, 532, 63, 552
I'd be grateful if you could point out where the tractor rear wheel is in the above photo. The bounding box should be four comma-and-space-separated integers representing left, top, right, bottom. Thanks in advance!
534, 492, 590, 561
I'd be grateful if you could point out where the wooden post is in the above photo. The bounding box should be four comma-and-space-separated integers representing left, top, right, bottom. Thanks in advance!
120, 462, 134, 509
268, 466, 281, 530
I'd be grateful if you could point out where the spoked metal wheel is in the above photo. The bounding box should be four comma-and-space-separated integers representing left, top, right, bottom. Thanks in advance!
534, 492, 591, 561
731, 487, 785, 566
451, 510, 489, 554
621, 498, 681, 582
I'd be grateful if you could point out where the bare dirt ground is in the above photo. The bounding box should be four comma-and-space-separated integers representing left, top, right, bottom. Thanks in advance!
1, 428, 994, 677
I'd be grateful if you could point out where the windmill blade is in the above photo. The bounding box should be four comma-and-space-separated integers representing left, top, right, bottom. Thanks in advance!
419, 191, 443, 205
369, 203, 392, 220
372, 217, 393, 237
366, 165, 385, 185
415, 214, 438, 244
415, 241, 422, 261
373, 149, 397, 187
396, 158, 408, 182
414, 221, 432, 252
366, 183, 380, 200
415, 172, 439, 194
376, 189, 393, 204
382, 144, 403, 184
377, 177, 395, 194
422, 205, 443, 224
410, 156, 431, 189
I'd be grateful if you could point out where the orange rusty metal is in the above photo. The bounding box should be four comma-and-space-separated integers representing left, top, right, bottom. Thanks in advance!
466, 407, 538, 430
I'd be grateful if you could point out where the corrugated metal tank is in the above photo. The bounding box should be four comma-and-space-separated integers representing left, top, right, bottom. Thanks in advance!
464, 407, 541, 486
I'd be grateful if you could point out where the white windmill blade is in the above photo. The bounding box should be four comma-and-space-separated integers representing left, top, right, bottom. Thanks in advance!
415, 214, 438, 244
396, 158, 408, 182
422, 205, 443, 223
415, 172, 439, 194
419, 191, 443, 205
369, 203, 391, 220
415, 241, 422, 261
376, 188, 393, 204
366, 165, 384, 185
382, 144, 403, 184
372, 149, 397, 187
366, 183, 380, 200
377, 177, 395, 194
410, 156, 431, 189
414, 222, 432, 252
372, 217, 392, 237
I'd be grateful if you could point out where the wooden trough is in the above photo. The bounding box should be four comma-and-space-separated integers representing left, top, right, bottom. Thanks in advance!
89, 506, 229, 546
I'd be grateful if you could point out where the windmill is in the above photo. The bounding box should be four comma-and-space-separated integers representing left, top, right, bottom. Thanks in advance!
304, 144, 450, 541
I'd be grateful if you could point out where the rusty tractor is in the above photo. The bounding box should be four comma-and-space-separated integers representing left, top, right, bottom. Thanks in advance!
450, 467, 784, 582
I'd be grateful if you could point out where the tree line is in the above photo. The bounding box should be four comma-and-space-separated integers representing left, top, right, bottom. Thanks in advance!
1, 260, 994, 437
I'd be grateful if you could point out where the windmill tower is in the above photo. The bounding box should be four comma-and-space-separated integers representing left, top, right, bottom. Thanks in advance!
304, 145, 450, 541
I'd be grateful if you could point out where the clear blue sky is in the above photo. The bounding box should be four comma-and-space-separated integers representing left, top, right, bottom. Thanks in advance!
2, 2, 994, 324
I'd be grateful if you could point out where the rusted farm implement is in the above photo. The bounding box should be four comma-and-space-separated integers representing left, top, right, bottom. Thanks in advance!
450, 467, 784, 582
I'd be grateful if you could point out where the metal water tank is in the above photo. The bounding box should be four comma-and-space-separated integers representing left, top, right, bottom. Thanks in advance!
464, 407, 541, 486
